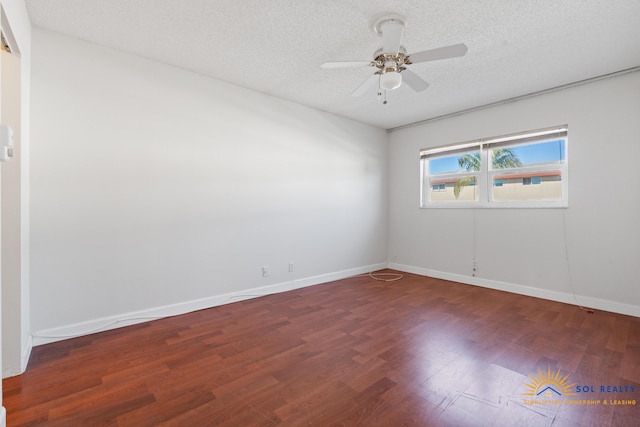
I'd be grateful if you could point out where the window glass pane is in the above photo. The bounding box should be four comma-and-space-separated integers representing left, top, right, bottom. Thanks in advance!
492, 171, 563, 201
428, 176, 478, 202
429, 150, 481, 175
490, 139, 565, 170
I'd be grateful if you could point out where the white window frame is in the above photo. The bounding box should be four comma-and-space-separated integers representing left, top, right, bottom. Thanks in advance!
420, 125, 568, 208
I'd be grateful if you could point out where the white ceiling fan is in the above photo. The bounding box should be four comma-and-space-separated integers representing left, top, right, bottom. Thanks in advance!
321, 14, 468, 102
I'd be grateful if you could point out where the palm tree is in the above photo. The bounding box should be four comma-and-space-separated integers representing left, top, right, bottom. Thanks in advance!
490, 148, 523, 169
453, 148, 522, 198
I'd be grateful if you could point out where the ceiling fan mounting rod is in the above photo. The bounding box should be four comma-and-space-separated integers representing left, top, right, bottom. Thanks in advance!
373, 14, 407, 36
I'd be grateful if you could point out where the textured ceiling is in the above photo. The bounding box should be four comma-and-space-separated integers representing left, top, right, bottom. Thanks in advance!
25, 0, 640, 129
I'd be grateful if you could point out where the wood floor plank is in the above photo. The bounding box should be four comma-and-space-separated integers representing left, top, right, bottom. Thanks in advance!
4, 270, 639, 426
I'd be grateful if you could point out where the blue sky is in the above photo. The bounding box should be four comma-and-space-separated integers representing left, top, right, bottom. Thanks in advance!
429, 139, 565, 175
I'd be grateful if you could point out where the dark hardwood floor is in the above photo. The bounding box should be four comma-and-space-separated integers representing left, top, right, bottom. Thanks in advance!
4, 270, 640, 426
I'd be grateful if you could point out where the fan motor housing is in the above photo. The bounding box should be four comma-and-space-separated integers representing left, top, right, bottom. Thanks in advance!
373, 47, 409, 74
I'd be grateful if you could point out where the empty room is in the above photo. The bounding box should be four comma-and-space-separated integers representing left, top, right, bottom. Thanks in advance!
1, 1, 639, 426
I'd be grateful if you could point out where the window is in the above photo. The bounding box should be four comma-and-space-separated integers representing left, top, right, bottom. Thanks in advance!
420, 126, 568, 208
522, 176, 542, 185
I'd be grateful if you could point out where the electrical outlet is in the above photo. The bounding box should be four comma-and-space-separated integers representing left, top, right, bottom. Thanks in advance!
262, 266, 270, 277
288, 262, 294, 273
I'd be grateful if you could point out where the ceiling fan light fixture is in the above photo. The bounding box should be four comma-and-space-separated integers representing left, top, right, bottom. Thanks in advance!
380, 71, 402, 91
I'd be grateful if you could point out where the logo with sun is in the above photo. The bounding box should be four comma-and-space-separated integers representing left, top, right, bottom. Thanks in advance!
523, 366, 576, 398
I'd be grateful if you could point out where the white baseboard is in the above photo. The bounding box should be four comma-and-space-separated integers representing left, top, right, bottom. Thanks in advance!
0, 406, 5, 427
388, 262, 640, 318
21, 334, 33, 372
31, 263, 386, 346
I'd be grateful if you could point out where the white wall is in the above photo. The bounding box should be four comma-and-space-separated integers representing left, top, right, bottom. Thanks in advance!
30, 29, 388, 342
388, 71, 640, 316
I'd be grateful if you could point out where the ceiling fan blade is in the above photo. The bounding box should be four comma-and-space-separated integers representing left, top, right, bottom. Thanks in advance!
408, 43, 468, 64
351, 74, 379, 97
402, 69, 430, 92
380, 19, 404, 54
321, 61, 372, 69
